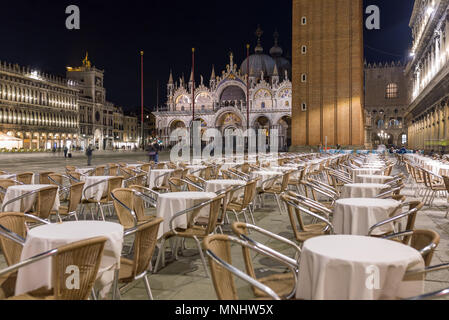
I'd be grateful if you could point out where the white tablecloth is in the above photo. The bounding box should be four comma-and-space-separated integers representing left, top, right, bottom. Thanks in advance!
15, 221, 124, 298
355, 175, 394, 184
156, 192, 217, 240
250, 171, 282, 188
205, 179, 245, 200
76, 168, 94, 175
341, 183, 390, 199
2, 184, 60, 212
0, 174, 16, 180
186, 165, 207, 177
351, 168, 384, 179
297, 235, 424, 300
82, 176, 111, 201
333, 198, 401, 236
148, 169, 174, 189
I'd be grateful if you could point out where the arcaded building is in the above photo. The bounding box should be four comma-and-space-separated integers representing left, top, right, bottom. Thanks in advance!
0, 61, 79, 150
406, 0, 449, 152
364, 61, 410, 148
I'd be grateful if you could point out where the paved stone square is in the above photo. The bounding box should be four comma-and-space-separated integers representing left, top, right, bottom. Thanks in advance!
0, 153, 448, 300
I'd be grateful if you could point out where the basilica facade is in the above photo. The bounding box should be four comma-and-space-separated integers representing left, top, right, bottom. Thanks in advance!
153, 28, 293, 150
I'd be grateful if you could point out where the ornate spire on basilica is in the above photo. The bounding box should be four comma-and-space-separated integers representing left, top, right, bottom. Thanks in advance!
255, 25, 264, 53
270, 30, 284, 57
210, 65, 216, 80
168, 70, 174, 84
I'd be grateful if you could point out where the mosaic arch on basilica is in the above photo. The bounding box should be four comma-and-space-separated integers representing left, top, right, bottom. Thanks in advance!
153, 26, 293, 150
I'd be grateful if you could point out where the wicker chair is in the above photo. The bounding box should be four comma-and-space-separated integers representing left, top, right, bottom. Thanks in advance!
281, 193, 334, 243
225, 179, 260, 225
383, 229, 440, 267
154, 194, 226, 277
16, 173, 33, 185
185, 175, 205, 191
0, 179, 19, 203
114, 218, 163, 300
111, 188, 155, 230
168, 177, 185, 192
38, 172, 55, 185
368, 201, 424, 241
81, 177, 124, 221
232, 222, 300, 299
65, 166, 77, 173
203, 234, 297, 300
0, 237, 107, 300
108, 164, 119, 176
29, 186, 59, 221
48, 174, 66, 195
124, 173, 147, 188
66, 171, 82, 184
155, 163, 166, 169
52, 182, 85, 222
0, 212, 29, 266
94, 166, 106, 176
259, 171, 294, 215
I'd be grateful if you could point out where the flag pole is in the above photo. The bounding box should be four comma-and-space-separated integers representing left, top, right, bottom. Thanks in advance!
192, 48, 195, 124
246, 44, 250, 131
140, 50, 144, 150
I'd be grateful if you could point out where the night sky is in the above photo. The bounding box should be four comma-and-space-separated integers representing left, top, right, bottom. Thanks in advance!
0, 0, 415, 113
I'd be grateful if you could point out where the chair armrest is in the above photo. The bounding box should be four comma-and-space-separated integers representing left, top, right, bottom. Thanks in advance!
206, 246, 281, 300
0, 247, 58, 278
169, 198, 217, 235
284, 198, 334, 234
368, 207, 418, 236
1, 189, 44, 212
83, 178, 111, 201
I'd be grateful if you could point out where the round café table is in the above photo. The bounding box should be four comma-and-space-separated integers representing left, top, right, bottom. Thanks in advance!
156, 191, 217, 240
81, 176, 112, 201
333, 198, 401, 236
351, 168, 384, 179
148, 169, 174, 189
205, 179, 246, 200
250, 171, 282, 188
2, 184, 60, 212
15, 221, 124, 298
296, 235, 425, 300
340, 183, 390, 199
355, 175, 394, 184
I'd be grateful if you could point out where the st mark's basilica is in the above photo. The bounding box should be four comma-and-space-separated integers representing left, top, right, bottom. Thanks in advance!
153, 27, 293, 150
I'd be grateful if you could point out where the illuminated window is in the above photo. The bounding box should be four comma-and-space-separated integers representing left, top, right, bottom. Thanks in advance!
402, 134, 407, 145
386, 83, 398, 99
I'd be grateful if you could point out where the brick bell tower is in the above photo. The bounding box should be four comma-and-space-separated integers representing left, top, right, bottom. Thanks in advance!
291, 0, 365, 150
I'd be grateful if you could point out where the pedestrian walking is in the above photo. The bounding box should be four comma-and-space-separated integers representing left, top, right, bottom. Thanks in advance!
153, 142, 160, 163
148, 144, 156, 162
86, 145, 93, 166
64, 146, 68, 158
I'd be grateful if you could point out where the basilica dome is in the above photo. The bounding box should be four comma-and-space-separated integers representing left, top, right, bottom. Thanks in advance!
240, 26, 276, 79
241, 27, 291, 81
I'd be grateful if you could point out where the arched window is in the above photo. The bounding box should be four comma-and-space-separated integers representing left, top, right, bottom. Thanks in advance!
401, 134, 407, 145
377, 120, 384, 129
386, 83, 398, 99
